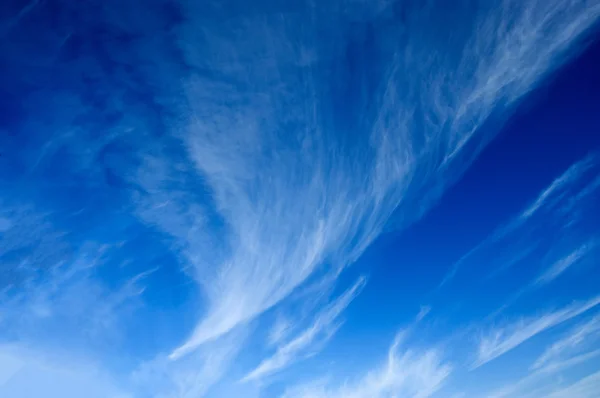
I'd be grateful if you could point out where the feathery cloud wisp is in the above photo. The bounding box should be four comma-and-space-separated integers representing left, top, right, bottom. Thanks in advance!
282, 331, 452, 398
474, 295, 600, 368
545, 370, 600, 398
520, 155, 599, 220
242, 277, 366, 382
535, 241, 596, 285
484, 348, 600, 398
440, 153, 600, 287
150, 0, 600, 359
531, 314, 600, 370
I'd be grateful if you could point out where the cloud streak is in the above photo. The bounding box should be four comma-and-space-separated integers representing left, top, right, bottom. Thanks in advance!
241, 277, 366, 382
440, 153, 600, 287
485, 348, 600, 398
474, 295, 600, 368
282, 330, 452, 398
545, 369, 600, 398
535, 241, 597, 286
143, 0, 600, 359
531, 314, 600, 370
520, 155, 598, 220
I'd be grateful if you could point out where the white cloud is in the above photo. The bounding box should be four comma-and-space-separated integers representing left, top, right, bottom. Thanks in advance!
474, 295, 600, 368
130, 0, 600, 360
132, 331, 246, 398
282, 331, 452, 398
416, 305, 431, 322
535, 241, 596, 285
484, 348, 600, 398
268, 315, 293, 348
0, 204, 70, 280
544, 369, 600, 398
519, 155, 598, 220
241, 277, 366, 382
532, 314, 600, 370
440, 154, 599, 287
0, 244, 150, 348
0, 225, 159, 395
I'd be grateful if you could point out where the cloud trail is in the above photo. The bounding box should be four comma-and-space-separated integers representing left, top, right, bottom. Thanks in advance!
131, 331, 246, 398
241, 276, 366, 382
535, 241, 597, 286
520, 155, 598, 220
531, 314, 600, 370
282, 330, 452, 398
440, 153, 600, 287
544, 369, 600, 398
485, 349, 600, 398
474, 295, 600, 368
143, 0, 600, 359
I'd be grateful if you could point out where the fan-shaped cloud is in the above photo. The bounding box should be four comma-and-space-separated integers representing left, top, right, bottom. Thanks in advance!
140, 0, 600, 359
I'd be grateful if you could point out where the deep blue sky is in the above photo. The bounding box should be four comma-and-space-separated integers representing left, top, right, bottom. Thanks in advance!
365, 30, 600, 300
1, 1, 600, 398
337, 27, 600, 343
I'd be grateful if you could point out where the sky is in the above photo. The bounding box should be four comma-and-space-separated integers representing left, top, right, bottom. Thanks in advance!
1, 0, 600, 397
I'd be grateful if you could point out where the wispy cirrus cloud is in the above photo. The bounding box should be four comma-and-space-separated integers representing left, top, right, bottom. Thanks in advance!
484, 348, 600, 398
544, 369, 600, 398
241, 277, 366, 382
130, 328, 248, 398
267, 315, 293, 348
0, 244, 150, 351
401, 153, 600, 397
0, 207, 160, 396
282, 330, 452, 398
430, 153, 600, 343
440, 153, 600, 287
535, 240, 597, 286
416, 305, 432, 322
144, 0, 600, 360
531, 314, 600, 370
473, 295, 600, 368
519, 154, 599, 220
0, 212, 144, 396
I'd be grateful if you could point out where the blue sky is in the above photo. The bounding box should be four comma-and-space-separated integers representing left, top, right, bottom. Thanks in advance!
1, 0, 600, 397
